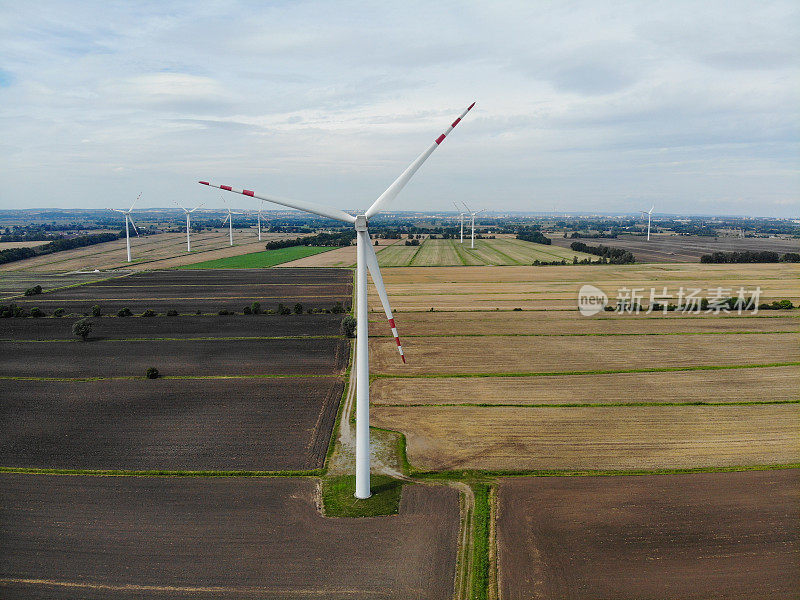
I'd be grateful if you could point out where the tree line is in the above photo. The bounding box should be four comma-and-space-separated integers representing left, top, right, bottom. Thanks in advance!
264, 230, 356, 250
700, 250, 800, 263
570, 241, 636, 264
0, 232, 121, 265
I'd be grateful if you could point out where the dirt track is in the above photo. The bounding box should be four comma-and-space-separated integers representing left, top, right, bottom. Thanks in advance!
497, 470, 800, 599
0, 475, 460, 599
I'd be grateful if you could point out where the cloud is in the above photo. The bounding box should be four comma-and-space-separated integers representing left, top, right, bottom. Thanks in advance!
0, 0, 797, 216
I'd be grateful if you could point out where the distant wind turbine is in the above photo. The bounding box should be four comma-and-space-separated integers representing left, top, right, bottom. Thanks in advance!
461, 202, 485, 249
109, 194, 141, 262
640, 205, 654, 241
222, 198, 244, 246
199, 101, 475, 499
453, 201, 465, 243
175, 201, 204, 252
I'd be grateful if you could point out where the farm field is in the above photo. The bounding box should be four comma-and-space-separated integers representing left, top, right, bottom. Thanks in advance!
373, 404, 799, 470
550, 232, 800, 263
0, 270, 120, 299
371, 365, 800, 406
0, 475, 460, 599
12, 268, 352, 314
367, 263, 800, 473
369, 310, 798, 337
177, 245, 335, 269
497, 470, 800, 599
1, 377, 342, 470
379, 237, 597, 267
277, 237, 404, 267
0, 229, 297, 273
0, 240, 50, 250
365, 263, 798, 311
0, 313, 344, 340
370, 332, 798, 375
0, 337, 347, 378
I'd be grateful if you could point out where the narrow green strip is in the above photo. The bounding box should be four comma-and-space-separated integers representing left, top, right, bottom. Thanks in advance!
412, 463, 800, 480
375, 399, 800, 408
371, 361, 800, 379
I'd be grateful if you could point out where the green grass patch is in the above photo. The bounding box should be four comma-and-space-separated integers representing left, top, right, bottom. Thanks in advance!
471, 483, 492, 600
177, 246, 334, 269
322, 474, 404, 517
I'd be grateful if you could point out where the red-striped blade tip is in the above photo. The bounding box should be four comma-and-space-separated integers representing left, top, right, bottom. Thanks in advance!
468, 101, 475, 110
199, 181, 209, 185
401, 355, 406, 363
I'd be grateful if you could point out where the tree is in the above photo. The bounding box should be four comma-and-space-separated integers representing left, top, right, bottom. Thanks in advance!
91, 305, 102, 317
293, 303, 303, 314
72, 318, 92, 341
30, 307, 44, 318
117, 307, 132, 317
341, 315, 356, 338
146, 367, 159, 379
251, 301, 261, 314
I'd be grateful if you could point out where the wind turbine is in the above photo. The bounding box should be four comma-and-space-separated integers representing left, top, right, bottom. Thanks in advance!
640, 205, 654, 241
461, 202, 485, 249
222, 198, 244, 246
175, 201, 205, 252
200, 102, 475, 499
109, 194, 140, 262
453, 201, 465, 243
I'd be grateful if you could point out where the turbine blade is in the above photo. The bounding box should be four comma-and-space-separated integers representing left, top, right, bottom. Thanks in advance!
128, 216, 139, 236
461, 201, 472, 213
174, 200, 189, 213
365, 102, 476, 219
222, 214, 230, 224
364, 239, 405, 363
130, 193, 141, 212
199, 181, 355, 224
189, 202, 205, 213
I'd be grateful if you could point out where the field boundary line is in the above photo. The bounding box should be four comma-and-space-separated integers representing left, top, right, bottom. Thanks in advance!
367, 330, 798, 339
3, 335, 342, 343
371, 361, 800, 379
450, 239, 469, 266
0, 467, 322, 477
0, 374, 338, 382
406, 239, 426, 266
411, 463, 800, 480
374, 399, 800, 408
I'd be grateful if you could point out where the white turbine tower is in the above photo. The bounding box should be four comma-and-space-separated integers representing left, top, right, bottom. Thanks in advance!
175, 201, 205, 252
453, 201, 465, 243
200, 102, 475, 499
461, 202, 485, 249
109, 194, 141, 263
222, 199, 244, 246
641, 205, 654, 241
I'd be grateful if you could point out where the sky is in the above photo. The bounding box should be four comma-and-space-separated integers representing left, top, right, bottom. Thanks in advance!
0, 1, 798, 217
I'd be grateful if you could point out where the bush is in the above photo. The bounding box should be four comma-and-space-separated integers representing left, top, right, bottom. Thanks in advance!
251, 301, 261, 315
331, 301, 345, 314
30, 307, 44, 318
218, 309, 231, 315
242, 305, 252, 315
91, 305, 102, 317
781, 253, 800, 263
117, 307, 132, 317
341, 315, 356, 338
54, 308, 65, 318
0, 303, 25, 318
24, 285, 43, 296
72, 318, 92, 340
293, 303, 303, 314
166, 309, 178, 316
277, 303, 291, 315
141, 309, 156, 317
146, 367, 159, 379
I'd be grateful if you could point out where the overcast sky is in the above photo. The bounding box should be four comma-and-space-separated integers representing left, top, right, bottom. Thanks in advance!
0, 1, 798, 216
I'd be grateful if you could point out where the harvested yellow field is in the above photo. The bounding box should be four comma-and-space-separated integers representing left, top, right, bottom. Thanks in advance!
0, 241, 50, 250
0, 230, 294, 273
371, 365, 800, 406
369, 311, 798, 337
371, 404, 800, 471
279, 238, 404, 267
370, 333, 798, 375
